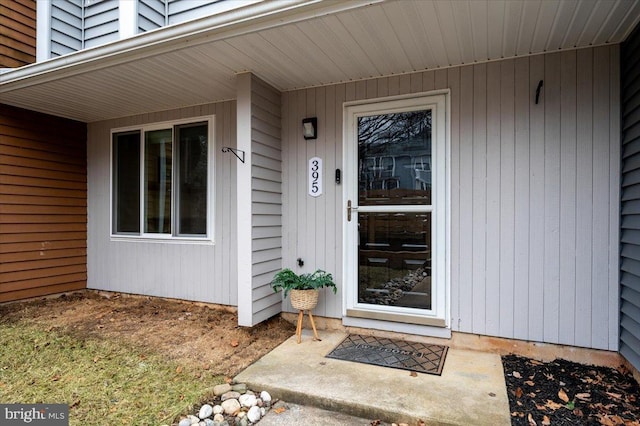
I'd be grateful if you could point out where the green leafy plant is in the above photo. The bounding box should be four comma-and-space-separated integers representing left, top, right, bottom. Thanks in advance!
270, 268, 337, 297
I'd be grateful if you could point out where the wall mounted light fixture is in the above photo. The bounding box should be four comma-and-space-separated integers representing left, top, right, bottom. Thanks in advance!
302, 117, 317, 140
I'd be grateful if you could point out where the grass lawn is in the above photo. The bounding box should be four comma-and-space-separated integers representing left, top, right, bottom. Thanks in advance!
0, 320, 221, 425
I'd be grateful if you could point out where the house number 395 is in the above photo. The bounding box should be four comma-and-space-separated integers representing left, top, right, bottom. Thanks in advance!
308, 157, 323, 197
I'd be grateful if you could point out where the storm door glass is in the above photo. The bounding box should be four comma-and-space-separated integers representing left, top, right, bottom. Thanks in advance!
357, 110, 432, 310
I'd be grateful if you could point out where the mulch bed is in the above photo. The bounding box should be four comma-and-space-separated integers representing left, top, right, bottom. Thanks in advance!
503, 355, 640, 425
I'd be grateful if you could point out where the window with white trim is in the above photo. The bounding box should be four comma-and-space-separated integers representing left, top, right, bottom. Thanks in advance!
111, 117, 213, 240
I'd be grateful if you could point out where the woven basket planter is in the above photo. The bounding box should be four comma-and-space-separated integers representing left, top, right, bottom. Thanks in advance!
289, 289, 319, 311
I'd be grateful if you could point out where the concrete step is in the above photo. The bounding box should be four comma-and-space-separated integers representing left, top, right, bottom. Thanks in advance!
235, 330, 511, 426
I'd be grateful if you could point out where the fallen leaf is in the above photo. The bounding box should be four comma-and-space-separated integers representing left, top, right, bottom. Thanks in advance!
606, 392, 623, 400
528, 392, 537, 398
488, 392, 496, 397
224, 377, 233, 384
515, 387, 523, 398
545, 400, 563, 410
513, 371, 522, 379
273, 407, 286, 414
175, 366, 183, 374
410, 371, 417, 377
542, 415, 551, 425
528, 413, 536, 425
51, 375, 61, 382
600, 415, 616, 426
544, 373, 554, 380
530, 359, 544, 365
573, 408, 583, 417
525, 380, 535, 386
611, 415, 625, 425
575, 393, 591, 401
93, 356, 100, 363
535, 404, 546, 411
558, 388, 569, 403
231, 340, 239, 347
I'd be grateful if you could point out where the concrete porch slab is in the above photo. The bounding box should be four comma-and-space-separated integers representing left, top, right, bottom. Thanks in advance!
235, 330, 511, 426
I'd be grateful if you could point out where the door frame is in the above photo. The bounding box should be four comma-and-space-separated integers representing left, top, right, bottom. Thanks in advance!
342, 91, 451, 330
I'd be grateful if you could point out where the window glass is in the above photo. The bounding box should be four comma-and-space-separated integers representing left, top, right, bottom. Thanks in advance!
112, 131, 140, 233
144, 129, 173, 234
358, 110, 431, 206
111, 119, 211, 239
176, 123, 208, 236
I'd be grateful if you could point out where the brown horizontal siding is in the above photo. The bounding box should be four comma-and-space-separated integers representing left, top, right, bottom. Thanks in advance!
0, 104, 87, 302
0, 283, 86, 303
1, 273, 87, 294
0, 0, 36, 67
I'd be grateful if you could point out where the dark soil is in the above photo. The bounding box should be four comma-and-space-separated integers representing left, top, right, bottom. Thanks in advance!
503, 355, 640, 425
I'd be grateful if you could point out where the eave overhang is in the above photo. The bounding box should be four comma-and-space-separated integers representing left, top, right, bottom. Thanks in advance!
1, 0, 639, 123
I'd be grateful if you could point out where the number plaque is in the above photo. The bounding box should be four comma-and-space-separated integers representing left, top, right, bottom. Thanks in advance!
308, 157, 322, 197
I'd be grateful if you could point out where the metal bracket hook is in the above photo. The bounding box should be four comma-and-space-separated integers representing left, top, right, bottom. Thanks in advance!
221, 147, 245, 163
535, 80, 543, 104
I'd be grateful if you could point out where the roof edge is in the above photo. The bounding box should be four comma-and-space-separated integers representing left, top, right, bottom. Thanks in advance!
0, 0, 382, 91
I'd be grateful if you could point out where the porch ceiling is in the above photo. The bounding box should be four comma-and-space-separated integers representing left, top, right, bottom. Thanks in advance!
1, 0, 639, 123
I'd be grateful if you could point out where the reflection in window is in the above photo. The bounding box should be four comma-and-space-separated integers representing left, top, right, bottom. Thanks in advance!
112, 131, 140, 233
111, 119, 210, 238
358, 110, 432, 206
145, 129, 173, 234
177, 123, 208, 235
358, 212, 432, 310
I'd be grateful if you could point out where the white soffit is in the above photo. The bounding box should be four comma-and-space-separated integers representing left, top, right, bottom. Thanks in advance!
1, 0, 639, 122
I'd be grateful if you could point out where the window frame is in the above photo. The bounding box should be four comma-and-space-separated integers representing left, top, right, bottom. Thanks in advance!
110, 115, 215, 243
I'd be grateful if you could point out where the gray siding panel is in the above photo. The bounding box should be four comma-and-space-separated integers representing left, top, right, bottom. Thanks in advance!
282, 46, 620, 350
83, 0, 119, 48
250, 75, 282, 323
50, 0, 82, 57
621, 23, 640, 372
167, 0, 226, 25
138, 0, 166, 32
87, 101, 238, 306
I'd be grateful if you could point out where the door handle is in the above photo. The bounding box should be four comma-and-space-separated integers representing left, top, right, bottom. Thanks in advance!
347, 200, 358, 221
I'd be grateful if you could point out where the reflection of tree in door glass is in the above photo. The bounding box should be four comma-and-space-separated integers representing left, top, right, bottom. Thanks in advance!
358, 110, 432, 206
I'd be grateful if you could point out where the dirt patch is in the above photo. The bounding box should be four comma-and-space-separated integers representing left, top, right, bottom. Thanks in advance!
0, 291, 295, 377
503, 355, 640, 425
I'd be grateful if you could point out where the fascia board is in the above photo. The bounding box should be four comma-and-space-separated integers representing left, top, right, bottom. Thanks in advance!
0, 0, 383, 91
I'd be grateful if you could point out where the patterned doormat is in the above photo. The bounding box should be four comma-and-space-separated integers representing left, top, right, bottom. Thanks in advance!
326, 334, 448, 376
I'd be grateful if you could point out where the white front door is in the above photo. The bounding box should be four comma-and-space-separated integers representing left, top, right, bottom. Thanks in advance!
344, 94, 448, 328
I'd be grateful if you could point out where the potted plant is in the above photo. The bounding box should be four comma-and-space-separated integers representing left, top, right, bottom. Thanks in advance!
271, 268, 337, 311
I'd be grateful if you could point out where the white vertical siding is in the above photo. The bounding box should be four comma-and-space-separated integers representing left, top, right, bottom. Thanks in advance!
250, 75, 283, 323
281, 46, 620, 350
87, 101, 237, 305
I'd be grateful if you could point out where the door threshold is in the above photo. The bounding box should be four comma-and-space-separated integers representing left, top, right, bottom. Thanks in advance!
346, 308, 446, 327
